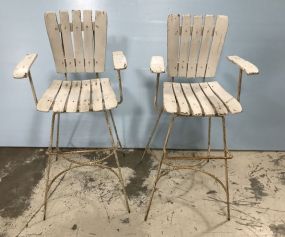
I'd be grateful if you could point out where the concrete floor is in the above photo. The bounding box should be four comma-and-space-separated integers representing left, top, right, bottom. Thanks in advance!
0, 148, 284, 237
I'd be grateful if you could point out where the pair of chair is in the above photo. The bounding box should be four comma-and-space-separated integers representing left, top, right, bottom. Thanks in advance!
13, 10, 259, 222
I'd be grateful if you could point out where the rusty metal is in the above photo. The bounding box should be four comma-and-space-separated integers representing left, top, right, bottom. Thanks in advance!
237, 68, 243, 102
27, 71, 38, 105
109, 110, 123, 149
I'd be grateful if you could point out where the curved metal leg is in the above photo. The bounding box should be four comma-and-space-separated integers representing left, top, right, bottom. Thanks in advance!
55, 113, 60, 161
109, 110, 123, 149
222, 116, 230, 220
144, 115, 175, 221
104, 111, 130, 213
139, 108, 163, 164
43, 112, 56, 220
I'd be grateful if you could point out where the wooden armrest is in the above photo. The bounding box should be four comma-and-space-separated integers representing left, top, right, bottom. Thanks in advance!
227, 55, 259, 75
150, 56, 165, 73
112, 51, 127, 70
13, 53, 38, 79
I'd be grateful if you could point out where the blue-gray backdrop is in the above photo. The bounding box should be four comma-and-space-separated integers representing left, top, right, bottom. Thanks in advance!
0, 0, 284, 150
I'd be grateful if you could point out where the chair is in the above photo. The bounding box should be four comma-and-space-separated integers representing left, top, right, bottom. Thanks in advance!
142, 14, 259, 221
13, 10, 130, 220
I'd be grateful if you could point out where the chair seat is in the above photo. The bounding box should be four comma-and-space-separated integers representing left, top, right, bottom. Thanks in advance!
37, 78, 118, 112
163, 81, 242, 116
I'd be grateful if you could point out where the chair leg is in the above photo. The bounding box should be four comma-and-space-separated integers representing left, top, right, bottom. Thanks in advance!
109, 110, 123, 149
55, 113, 60, 161
104, 111, 130, 213
222, 116, 230, 220
207, 117, 212, 161
43, 112, 56, 221
144, 115, 175, 221
139, 108, 163, 164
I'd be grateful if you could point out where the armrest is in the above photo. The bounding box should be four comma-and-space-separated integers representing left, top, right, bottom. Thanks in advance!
13, 53, 38, 79
150, 56, 165, 73
112, 51, 127, 70
227, 55, 259, 75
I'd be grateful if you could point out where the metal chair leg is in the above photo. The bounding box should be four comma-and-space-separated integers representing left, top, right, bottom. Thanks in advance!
109, 110, 123, 149
43, 112, 56, 220
55, 113, 60, 161
144, 115, 175, 221
222, 116, 230, 220
207, 117, 212, 162
139, 108, 163, 164
104, 111, 130, 213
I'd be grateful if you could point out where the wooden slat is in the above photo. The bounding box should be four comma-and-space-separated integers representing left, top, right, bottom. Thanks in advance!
66, 81, 81, 112
113, 51, 127, 70
208, 81, 242, 114
13, 53, 38, 79
79, 80, 91, 112
59, 11, 75, 72
196, 15, 215, 77
94, 11, 107, 72
178, 15, 191, 77
205, 15, 228, 77
191, 83, 215, 116
44, 12, 66, 73
91, 79, 103, 111
72, 10, 85, 72
37, 80, 62, 112
172, 83, 190, 115
163, 82, 177, 113
167, 14, 180, 77
101, 78, 117, 110
199, 82, 228, 115
53, 81, 72, 112
187, 16, 203, 78
181, 83, 202, 116
83, 10, 94, 72
150, 56, 165, 73
227, 56, 259, 75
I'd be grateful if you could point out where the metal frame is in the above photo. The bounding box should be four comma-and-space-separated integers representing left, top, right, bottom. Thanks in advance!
43, 110, 129, 220
143, 114, 231, 221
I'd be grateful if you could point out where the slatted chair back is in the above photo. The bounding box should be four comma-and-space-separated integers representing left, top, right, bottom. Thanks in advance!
167, 14, 228, 78
44, 10, 107, 74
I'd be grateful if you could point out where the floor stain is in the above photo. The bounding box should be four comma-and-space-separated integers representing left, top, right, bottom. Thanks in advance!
0, 148, 47, 218
269, 224, 285, 237
248, 177, 268, 200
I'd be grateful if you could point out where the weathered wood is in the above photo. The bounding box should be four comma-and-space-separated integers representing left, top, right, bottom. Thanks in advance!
13, 53, 38, 79
208, 81, 242, 114
59, 11, 75, 72
66, 81, 81, 112
83, 10, 94, 72
113, 51, 127, 70
163, 82, 177, 113
187, 16, 203, 78
79, 80, 91, 112
44, 12, 66, 73
181, 83, 202, 116
94, 11, 107, 72
178, 15, 191, 77
167, 14, 180, 77
172, 83, 190, 115
101, 78, 118, 110
150, 56, 165, 73
196, 15, 215, 77
37, 80, 62, 112
200, 82, 228, 115
53, 81, 72, 112
227, 55, 259, 75
91, 79, 103, 111
72, 10, 85, 72
206, 15, 228, 77
191, 83, 215, 116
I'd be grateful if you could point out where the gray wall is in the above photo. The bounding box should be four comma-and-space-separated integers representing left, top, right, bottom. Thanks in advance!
0, 0, 284, 150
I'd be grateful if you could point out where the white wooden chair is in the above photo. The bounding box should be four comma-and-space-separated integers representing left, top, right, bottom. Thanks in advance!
143, 14, 259, 221
13, 10, 130, 220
